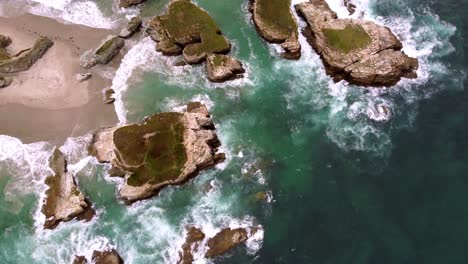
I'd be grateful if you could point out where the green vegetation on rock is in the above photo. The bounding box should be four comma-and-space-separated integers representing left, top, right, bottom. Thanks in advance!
96, 37, 117, 56
154, 0, 230, 60
255, 0, 297, 38
113, 112, 187, 187
0, 48, 10, 61
323, 24, 372, 53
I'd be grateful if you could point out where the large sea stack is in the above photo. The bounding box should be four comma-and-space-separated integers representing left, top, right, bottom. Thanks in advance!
295, 0, 418, 87
90, 102, 225, 203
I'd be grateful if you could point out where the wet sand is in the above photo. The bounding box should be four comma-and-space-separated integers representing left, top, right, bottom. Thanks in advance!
0, 14, 120, 145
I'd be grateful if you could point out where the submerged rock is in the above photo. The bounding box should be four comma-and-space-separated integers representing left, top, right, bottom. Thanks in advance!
76, 72, 92, 82
90, 103, 225, 203
295, 0, 418, 87
0, 36, 53, 74
0, 76, 12, 88
119, 16, 142, 39
41, 148, 94, 229
206, 54, 245, 82
73, 249, 124, 264
249, 0, 301, 59
119, 0, 146, 8
80, 36, 124, 69
178, 226, 261, 263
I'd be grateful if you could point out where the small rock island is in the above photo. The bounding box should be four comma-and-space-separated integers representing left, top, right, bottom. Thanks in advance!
147, 0, 244, 82
90, 103, 225, 203
296, 0, 418, 86
249, 0, 301, 59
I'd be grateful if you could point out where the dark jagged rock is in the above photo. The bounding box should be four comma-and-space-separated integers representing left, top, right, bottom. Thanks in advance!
103, 89, 115, 104
343, 0, 357, 15
0, 34, 12, 48
295, 0, 418, 87
178, 226, 261, 263
249, 0, 301, 59
119, 0, 146, 8
0, 36, 53, 74
72, 249, 124, 264
206, 54, 245, 82
90, 103, 225, 203
42, 148, 95, 229
0, 76, 12, 88
119, 17, 143, 39
80, 36, 124, 69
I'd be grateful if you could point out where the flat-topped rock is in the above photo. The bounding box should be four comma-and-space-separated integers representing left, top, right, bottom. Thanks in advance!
73, 249, 123, 264
295, 0, 418, 87
90, 103, 225, 203
42, 148, 94, 229
80, 36, 124, 69
119, 0, 146, 8
206, 54, 245, 82
0, 36, 53, 74
178, 226, 261, 263
249, 0, 301, 59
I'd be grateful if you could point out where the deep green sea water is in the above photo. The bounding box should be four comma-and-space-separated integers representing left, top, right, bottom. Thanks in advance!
0, 0, 467, 263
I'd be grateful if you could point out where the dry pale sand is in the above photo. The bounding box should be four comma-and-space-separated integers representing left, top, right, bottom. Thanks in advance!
0, 14, 120, 145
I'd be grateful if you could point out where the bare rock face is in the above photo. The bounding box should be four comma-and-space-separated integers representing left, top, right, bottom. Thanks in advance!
90, 103, 225, 203
178, 226, 261, 263
119, 0, 146, 8
119, 17, 143, 39
295, 0, 418, 87
0, 36, 54, 74
206, 54, 245, 82
72, 249, 124, 264
80, 36, 124, 69
42, 148, 94, 229
249, 0, 301, 59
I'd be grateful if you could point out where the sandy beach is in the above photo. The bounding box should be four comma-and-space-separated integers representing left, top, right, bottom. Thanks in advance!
0, 13, 119, 145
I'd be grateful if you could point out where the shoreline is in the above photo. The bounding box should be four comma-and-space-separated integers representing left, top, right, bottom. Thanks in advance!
0, 13, 120, 145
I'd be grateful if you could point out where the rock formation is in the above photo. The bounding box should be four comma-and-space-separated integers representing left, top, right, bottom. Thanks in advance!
103, 89, 116, 104
0, 36, 53, 74
76, 73, 92, 82
0, 34, 12, 48
119, 17, 142, 39
73, 249, 124, 264
0, 76, 12, 88
343, 0, 356, 15
178, 226, 261, 263
119, 0, 146, 8
90, 102, 225, 203
147, 0, 243, 82
249, 0, 301, 59
295, 0, 418, 87
206, 54, 245, 82
80, 36, 124, 69
42, 148, 94, 229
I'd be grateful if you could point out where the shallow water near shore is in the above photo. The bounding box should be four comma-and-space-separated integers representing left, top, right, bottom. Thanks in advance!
1, 0, 467, 263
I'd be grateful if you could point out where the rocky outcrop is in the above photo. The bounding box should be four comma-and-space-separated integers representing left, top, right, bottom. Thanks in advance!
206, 54, 245, 82
90, 102, 225, 203
80, 36, 124, 69
73, 249, 123, 264
42, 148, 94, 229
103, 89, 116, 104
343, 0, 356, 15
295, 0, 418, 87
249, 0, 301, 59
0, 76, 12, 88
178, 226, 261, 263
147, 0, 243, 82
0, 36, 53, 74
76, 73, 92, 82
119, 17, 142, 39
119, 0, 146, 8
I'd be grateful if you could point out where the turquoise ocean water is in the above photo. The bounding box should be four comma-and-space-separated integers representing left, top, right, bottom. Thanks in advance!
0, 0, 467, 263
